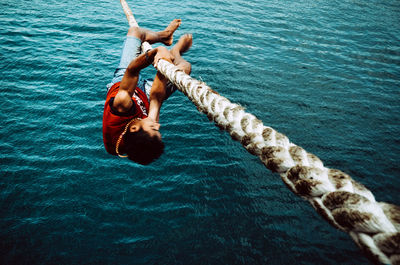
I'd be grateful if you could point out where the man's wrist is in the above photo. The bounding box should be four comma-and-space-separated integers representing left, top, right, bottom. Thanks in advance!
146, 48, 158, 64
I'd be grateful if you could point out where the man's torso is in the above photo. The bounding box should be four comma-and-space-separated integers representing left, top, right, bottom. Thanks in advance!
102, 82, 150, 155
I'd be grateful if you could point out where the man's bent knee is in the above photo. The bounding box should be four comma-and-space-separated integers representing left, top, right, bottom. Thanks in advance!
127, 27, 143, 40
178, 62, 191, 75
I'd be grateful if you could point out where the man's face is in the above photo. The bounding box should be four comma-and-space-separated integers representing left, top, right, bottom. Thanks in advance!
129, 118, 161, 140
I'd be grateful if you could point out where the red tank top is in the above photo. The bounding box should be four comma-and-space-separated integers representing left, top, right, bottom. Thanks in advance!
102, 82, 150, 155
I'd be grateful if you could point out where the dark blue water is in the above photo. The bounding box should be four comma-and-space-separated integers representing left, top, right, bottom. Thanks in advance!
1, 0, 399, 264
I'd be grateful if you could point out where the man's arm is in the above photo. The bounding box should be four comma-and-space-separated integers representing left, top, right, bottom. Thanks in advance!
147, 71, 169, 122
113, 47, 171, 113
147, 48, 175, 122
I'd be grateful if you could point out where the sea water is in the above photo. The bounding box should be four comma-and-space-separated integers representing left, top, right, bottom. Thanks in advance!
1, 0, 399, 264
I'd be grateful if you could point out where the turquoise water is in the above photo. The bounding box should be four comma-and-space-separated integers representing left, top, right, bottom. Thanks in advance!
1, 0, 399, 264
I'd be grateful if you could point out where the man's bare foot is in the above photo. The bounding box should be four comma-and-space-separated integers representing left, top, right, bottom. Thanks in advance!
161, 19, 182, 46
171, 34, 193, 56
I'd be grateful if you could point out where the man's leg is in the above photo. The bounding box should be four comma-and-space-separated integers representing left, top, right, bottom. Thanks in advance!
108, 36, 142, 88
146, 34, 193, 121
127, 19, 181, 46
159, 34, 193, 99
170, 34, 192, 74
108, 19, 181, 89
141, 34, 192, 99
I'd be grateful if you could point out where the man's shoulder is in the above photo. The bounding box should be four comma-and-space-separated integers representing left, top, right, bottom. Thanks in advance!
114, 90, 134, 113
106, 82, 122, 98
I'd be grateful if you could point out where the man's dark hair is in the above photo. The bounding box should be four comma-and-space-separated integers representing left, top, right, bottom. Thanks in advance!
123, 129, 164, 165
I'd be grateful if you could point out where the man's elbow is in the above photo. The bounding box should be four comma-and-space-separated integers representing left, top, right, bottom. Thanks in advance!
126, 65, 140, 76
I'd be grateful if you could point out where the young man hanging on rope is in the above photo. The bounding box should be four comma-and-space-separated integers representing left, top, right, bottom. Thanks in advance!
103, 19, 193, 164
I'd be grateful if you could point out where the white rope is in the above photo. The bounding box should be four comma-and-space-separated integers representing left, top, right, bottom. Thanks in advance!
119, 1, 400, 264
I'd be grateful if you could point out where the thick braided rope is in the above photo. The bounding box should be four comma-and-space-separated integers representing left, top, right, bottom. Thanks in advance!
158, 61, 400, 264
120, 1, 400, 264
156, 61, 400, 265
